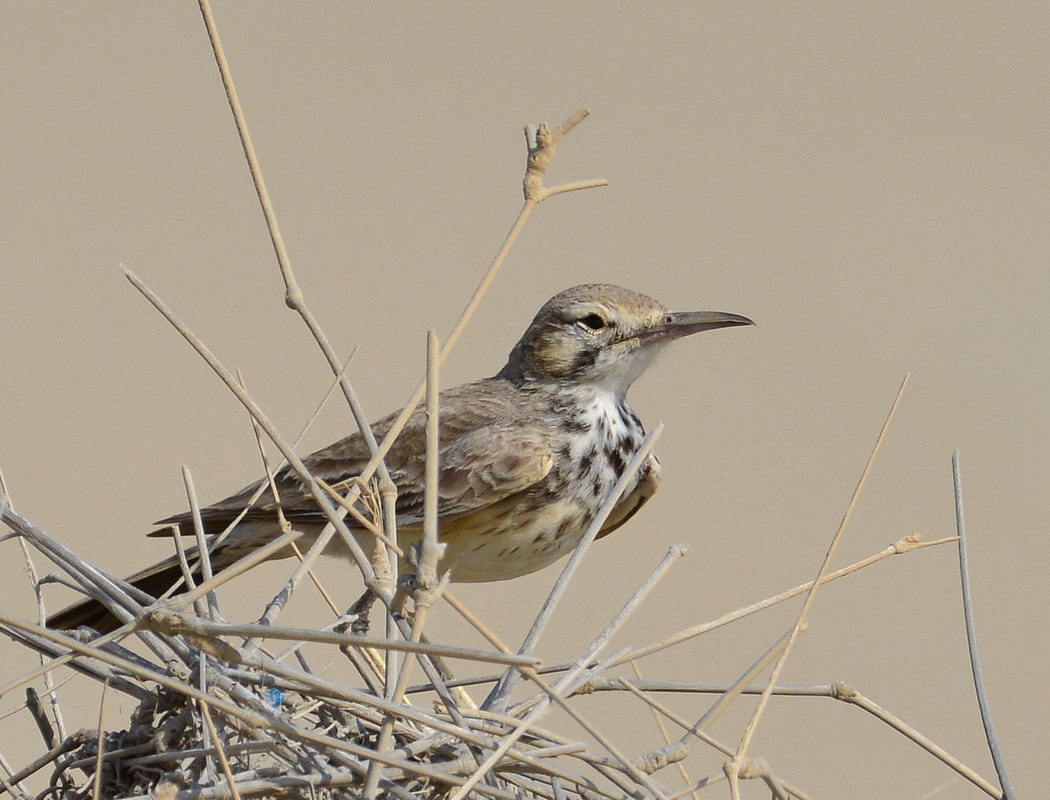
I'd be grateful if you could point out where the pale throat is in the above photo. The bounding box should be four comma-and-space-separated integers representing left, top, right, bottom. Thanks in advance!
562, 385, 648, 502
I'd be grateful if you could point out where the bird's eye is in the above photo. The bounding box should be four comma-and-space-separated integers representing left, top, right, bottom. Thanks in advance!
577, 314, 607, 331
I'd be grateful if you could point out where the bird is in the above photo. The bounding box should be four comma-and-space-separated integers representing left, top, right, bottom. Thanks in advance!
49, 284, 752, 632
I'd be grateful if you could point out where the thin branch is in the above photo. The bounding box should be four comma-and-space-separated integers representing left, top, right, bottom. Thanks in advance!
485, 425, 663, 709
952, 452, 1015, 800
452, 546, 684, 799
612, 532, 952, 667
182, 466, 218, 625
145, 614, 539, 668
199, 702, 243, 800
835, 683, 1003, 798
90, 680, 109, 800
16, 535, 68, 742
734, 375, 909, 759
418, 329, 446, 590
0, 614, 509, 798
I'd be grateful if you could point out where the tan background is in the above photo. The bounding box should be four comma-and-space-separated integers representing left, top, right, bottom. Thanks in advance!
1, 3, 1046, 797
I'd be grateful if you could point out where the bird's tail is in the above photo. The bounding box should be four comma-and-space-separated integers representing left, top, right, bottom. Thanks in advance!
47, 554, 208, 634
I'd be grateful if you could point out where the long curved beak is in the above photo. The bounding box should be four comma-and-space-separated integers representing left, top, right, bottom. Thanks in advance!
638, 310, 755, 345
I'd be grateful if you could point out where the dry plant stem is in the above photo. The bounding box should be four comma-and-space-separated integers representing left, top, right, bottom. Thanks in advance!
665, 773, 726, 800
191, 354, 358, 565
385, 331, 451, 699
779, 781, 813, 800
197, 0, 289, 301
253, 527, 341, 635
181, 645, 501, 753
698, 630, 792, 735
616, 532, 950, 668
91, 680, 108, 800
585, 679, 845, 696
1, 506, 194, 675
453, 546, 684, 800
363, 331, 445, 797
367, 330, 449, 797
735, 374, 909, 762
288, 541, 341, 616
242, 392, 347, 644
525, 676, 671, 799
418, 330, 446, 589
725, 759, 741, 800
182, 466, 218, 626
618, 644, 802, 791
0, 734, 85, 793
918, 778, 963, 800
119, 771, 474, 800
631, 663, 699, 800
171, 525, 199, 593
1, 506, 140, 628
202, 13, 603, 626
65, 740, 275, 772
440, 590, 518, 665
486, 425, 664, 709
169, 530, 304, 611
615, 678, 732, 758
198, 0, 398, 521
146, 615, 538, 668
15, 536, 68, 742
24, 689, 55, 750
318, 479, 383, 537
122, 268, 377, 586
335, 107, 604, 544
415, 535, 954, 697
544, 544, 685, 703
198, 659, 215, 784
0, 617, 509, 799
835, 684, 1002, 797
0, 770, 30, 800
953, 452, 1016, 800
121, 269, 482, 724
0, 631, 144, 702
199, 702, 243, 800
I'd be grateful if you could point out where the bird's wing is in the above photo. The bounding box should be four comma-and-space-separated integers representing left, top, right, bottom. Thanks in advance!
154, 380, 554, 534
380, 425, 554, 526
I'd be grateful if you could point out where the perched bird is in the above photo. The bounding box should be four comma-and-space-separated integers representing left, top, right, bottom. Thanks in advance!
49, 284, 752, 632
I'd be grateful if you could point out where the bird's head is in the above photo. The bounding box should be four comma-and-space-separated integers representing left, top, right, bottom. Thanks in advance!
498, 284, 753, 395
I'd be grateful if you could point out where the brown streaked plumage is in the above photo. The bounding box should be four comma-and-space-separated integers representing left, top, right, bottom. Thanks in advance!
49, 284, 752, 632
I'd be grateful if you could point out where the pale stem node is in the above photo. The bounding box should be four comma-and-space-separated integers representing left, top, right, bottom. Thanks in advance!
523, 109, 608, 203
